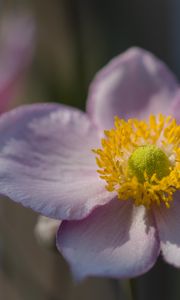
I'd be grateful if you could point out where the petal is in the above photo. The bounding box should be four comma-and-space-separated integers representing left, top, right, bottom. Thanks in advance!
0, 104, 113, 220
57, 199, 159, 280
34, 216, 60, 249
0, 13, 35, 112
170, 89, 180, 123
154, 192, 180, 267
86, 47, 178, 129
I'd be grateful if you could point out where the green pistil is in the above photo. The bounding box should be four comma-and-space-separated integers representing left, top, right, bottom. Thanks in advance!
128, 145, 171, 182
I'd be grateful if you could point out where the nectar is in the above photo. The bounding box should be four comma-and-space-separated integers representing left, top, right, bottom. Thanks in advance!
93, 114, 180, 208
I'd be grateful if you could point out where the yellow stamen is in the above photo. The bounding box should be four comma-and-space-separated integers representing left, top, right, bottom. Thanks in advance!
93, 114, 180, 208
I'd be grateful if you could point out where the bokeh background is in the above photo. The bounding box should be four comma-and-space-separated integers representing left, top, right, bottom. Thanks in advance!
0, 1, 180, 299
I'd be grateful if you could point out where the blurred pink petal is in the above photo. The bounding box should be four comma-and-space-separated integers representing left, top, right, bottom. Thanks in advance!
170, 90, 180, 123
0, 12, 35, 112
35, 216, 61, 249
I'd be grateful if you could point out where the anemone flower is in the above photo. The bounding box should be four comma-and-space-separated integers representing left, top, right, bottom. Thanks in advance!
0, 12, 35, 112
0, 48, 179, 281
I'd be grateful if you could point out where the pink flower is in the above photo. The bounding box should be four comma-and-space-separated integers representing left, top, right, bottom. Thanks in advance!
0, 12, 35, 112
0, 48, 179, 280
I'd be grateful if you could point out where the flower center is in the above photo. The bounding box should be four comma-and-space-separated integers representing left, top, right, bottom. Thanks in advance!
128, 145, 171, 183
93, 114, 180, 208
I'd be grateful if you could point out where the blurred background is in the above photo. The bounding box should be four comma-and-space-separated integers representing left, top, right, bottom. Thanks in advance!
0, 1, 180, 299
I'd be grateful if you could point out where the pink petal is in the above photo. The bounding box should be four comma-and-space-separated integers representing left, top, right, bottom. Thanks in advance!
34, 216, 61, 248
86, 47, 178, 129
57, 199, 159, 280
0, 12, 35, 112
0, 104, 113, 220
154, 192, 180, 267
170, 89, 180, 123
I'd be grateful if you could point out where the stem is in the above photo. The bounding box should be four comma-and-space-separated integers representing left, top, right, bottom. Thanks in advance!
112, 279, 138, 300
129, 279, 138, 300
110, 279, 122, 300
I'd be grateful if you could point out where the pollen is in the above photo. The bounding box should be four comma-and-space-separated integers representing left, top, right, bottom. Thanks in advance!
93, 114, 180, 208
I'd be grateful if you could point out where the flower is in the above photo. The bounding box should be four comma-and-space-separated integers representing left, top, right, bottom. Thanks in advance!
0, 47, 179, 280
0, 12, 35, 112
